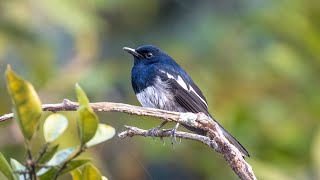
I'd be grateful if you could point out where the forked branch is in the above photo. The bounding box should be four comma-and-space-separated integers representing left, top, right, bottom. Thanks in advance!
0, 99, 256, 180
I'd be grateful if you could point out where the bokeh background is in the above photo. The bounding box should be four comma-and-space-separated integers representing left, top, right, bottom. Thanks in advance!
0, 0, 320, 179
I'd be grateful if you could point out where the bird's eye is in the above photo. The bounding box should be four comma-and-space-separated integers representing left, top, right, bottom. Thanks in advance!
145, 52, 153, 58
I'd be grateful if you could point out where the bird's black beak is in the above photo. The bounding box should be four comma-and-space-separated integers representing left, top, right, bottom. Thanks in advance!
123, 47, 144, 59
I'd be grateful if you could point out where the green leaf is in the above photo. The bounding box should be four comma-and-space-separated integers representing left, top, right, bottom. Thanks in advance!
37, 147, 77, 176
38, 144, 59, 164
0, 153, 15, 180
75, 83, 90, 108
70, 168, 82, 180
38, 159, 89, 180
10, 158, 28, 180
61, 159, 90, 174
86, 124, 115, 147
77, 107, 99, 145
5, 65, 43, 140
38, 167, 56, 180
46, 147, 77, 166
43, 114, 68, 142
75, 84, 99, 145
82, 163, 102, 180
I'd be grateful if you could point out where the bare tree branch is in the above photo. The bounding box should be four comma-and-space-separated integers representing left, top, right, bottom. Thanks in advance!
0, 99, 256, 180
118, 125, 219, 150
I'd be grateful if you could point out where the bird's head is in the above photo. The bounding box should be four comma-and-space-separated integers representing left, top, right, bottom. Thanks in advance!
123, 45, 171, 65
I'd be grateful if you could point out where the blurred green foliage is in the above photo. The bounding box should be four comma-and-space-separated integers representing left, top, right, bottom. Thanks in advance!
0, 0, 319, 179
1, 67, 114, 179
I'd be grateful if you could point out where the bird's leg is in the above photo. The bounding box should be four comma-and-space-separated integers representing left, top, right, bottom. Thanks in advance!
147, 120, 168, 138
163, 123, 180, 146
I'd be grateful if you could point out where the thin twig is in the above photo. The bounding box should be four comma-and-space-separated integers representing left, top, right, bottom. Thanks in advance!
13, 170, 29, 180
52, 146, 86, 180
25, 142, 36, 180
0, 99, 256, 180
118, 126, 219, 150
35, 143, 50, 164
0, 112, 15, 122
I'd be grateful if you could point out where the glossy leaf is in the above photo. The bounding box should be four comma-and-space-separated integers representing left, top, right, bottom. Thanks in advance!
71, 168, 82, 180
77, 106, 99, 145
43, 114, 68, 142
11, 158, 28, 180
82, 163, 102, 180
61, 159, 90, 174
5, 65, 42, 140
39, 159, 89, 180
0, 153, 15, 180
46, 147, 77, 166
75, 84, 99, 145
86, 124, 115, 147
37, 147, 77, 176
75, 83, 90, 108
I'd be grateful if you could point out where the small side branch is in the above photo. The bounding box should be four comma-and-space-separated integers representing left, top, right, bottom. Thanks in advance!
118, 126, 219, 150
0, 99, 256, 180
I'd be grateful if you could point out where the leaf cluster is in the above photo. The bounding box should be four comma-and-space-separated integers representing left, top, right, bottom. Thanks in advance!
0, 65, 115, 180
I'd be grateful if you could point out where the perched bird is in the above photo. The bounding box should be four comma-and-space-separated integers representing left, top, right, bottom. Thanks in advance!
123, 45, 249, 157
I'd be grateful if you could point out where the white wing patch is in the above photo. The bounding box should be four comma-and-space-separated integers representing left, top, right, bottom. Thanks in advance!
160, 71, 208, 108
165, 71, 174, 79
176, 75, 188, 90
189, 85, 208, 108
160, 70, 188, 91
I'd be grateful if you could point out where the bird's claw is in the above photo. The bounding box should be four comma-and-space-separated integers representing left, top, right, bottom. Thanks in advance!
160, 137, 165, 146
147, 126, 161, 139
147, 121, 168, 139
163, 123, 180, 147
146, 122, 179, 148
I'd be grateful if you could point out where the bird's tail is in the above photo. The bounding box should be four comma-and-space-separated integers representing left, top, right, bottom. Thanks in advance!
182, 116, 249, 157
216, 121, 250, 157
182, 122, 249, 157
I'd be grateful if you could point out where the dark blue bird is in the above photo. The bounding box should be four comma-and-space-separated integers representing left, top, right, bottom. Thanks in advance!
123, 45, 249, 157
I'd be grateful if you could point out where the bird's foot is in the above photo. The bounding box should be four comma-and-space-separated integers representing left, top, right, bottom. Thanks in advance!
163, 123, 180, 147
147, 126, 161, 139
147, 121, 168, 139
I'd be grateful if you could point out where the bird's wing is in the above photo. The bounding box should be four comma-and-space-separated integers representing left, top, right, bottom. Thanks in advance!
158, 70, 210, 116
158, 70, 250, 157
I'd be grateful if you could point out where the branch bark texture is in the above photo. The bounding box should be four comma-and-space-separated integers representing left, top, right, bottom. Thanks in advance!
0, 99, 256, 180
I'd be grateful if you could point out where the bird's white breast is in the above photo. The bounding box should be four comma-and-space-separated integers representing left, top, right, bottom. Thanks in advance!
136, 77, 185, 112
